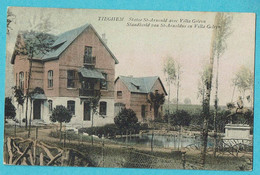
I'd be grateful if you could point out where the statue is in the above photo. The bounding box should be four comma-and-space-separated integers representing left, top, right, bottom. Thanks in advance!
226, 96, 251, 124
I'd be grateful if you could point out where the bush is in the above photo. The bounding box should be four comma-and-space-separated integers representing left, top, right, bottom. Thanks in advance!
140, 123, 149, 130
5, 97, 16, 120
114, 108, 139, 133
153, 117, 165, 123
164, 110, 192, 126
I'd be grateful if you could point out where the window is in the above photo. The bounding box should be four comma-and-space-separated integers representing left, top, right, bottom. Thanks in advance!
48, 70, 53, 88
117, 91, 122, 98
19, 72, 24, 90
100, 73, 107, 90
48, 100, 53, 114
67, 70, 76, 88
99, 101, 107, 115
67, 100, 75, 115
85, 46, 92, 57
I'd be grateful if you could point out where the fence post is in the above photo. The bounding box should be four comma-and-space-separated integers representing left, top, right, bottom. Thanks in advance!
63, 132, 66, 148
35, 127, 38, 139
102, 134, 104, 167
151, 129, 154, 152
181, 150, 186, 169
78, 132, 80, 144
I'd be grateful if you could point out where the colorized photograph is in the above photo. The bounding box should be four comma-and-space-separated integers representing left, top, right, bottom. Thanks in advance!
4, 7, 255, 170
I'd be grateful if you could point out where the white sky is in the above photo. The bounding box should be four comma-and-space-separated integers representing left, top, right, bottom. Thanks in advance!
6, 7, 255, 106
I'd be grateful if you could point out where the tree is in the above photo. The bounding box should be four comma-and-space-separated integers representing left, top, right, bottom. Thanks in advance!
5, 97, 16, 121
184, 98, 191, 105
147, 91, 165, 119
12, 86, 25, 106
232, 66, 254, 106
14, 30, 56, 129
168, 110, 192, 126
212, 13, 232, 157
114, 108, 138, 135
7, 8, 15, 35
200, 13, 220, 167
83, 92, 101, 145
50, 105, 72, 142
175, 60, 182, 111
163, 56, 176, 113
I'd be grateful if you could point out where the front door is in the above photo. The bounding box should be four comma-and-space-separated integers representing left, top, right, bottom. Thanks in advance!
83, 102, 91, 121
33, 100, 41, 119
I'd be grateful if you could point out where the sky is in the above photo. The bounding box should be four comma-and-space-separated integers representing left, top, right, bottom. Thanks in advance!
5, 7, 255, 106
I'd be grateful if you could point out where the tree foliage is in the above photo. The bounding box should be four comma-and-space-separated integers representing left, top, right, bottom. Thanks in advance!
163, 57, 176, 83
233, 66, 254, 95
5, 97, 16, 119
164, 110, 192, 126
147, 91, 165, 119
7, 8, 15, 35
14, 31, 56, 57
12, 86, 25, 106
114, 108, 139, 132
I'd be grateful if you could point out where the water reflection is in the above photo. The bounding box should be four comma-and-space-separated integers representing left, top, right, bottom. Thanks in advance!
113, 134, 214, 148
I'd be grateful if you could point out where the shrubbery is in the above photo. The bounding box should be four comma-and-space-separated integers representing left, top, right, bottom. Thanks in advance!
78, 123, 141, 138
5, 97, 16, 120
164, 110, 192, 126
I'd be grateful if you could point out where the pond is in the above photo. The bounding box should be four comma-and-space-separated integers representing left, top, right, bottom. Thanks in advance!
112, 134, 214, 149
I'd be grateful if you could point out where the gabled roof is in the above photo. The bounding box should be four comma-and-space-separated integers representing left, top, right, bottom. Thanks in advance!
42, 23, 119, 64
115, 76, 167, 95
11, 23, 119, 64
42, 23, 90, 61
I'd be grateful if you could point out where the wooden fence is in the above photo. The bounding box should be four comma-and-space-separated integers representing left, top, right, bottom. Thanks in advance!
4, 137, 95, 167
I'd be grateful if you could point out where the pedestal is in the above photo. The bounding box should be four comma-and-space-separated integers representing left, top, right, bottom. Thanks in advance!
224, 124, 250, 140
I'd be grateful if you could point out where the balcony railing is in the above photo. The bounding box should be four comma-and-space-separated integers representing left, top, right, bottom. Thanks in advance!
83, 56, 96, 66
79, 89, 100, 97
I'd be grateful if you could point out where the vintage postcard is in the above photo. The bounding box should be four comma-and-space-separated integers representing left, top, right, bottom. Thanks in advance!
4, 7, 255, 170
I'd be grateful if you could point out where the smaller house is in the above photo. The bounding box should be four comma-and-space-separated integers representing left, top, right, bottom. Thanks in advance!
114, 76, 167, 122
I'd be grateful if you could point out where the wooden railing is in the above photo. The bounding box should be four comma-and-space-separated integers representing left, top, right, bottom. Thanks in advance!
4, 137, 94, 166
83, 56, 96, 66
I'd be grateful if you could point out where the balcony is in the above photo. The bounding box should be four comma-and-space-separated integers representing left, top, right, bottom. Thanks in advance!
79, 88, 100, 97
83, 56, 96, 66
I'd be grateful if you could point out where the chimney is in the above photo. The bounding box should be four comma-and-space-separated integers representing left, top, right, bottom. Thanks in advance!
102, 33, 107, 44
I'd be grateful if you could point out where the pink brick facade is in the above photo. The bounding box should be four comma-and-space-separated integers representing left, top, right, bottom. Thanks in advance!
115, 77, 167, 122
12, 24, 118, 127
